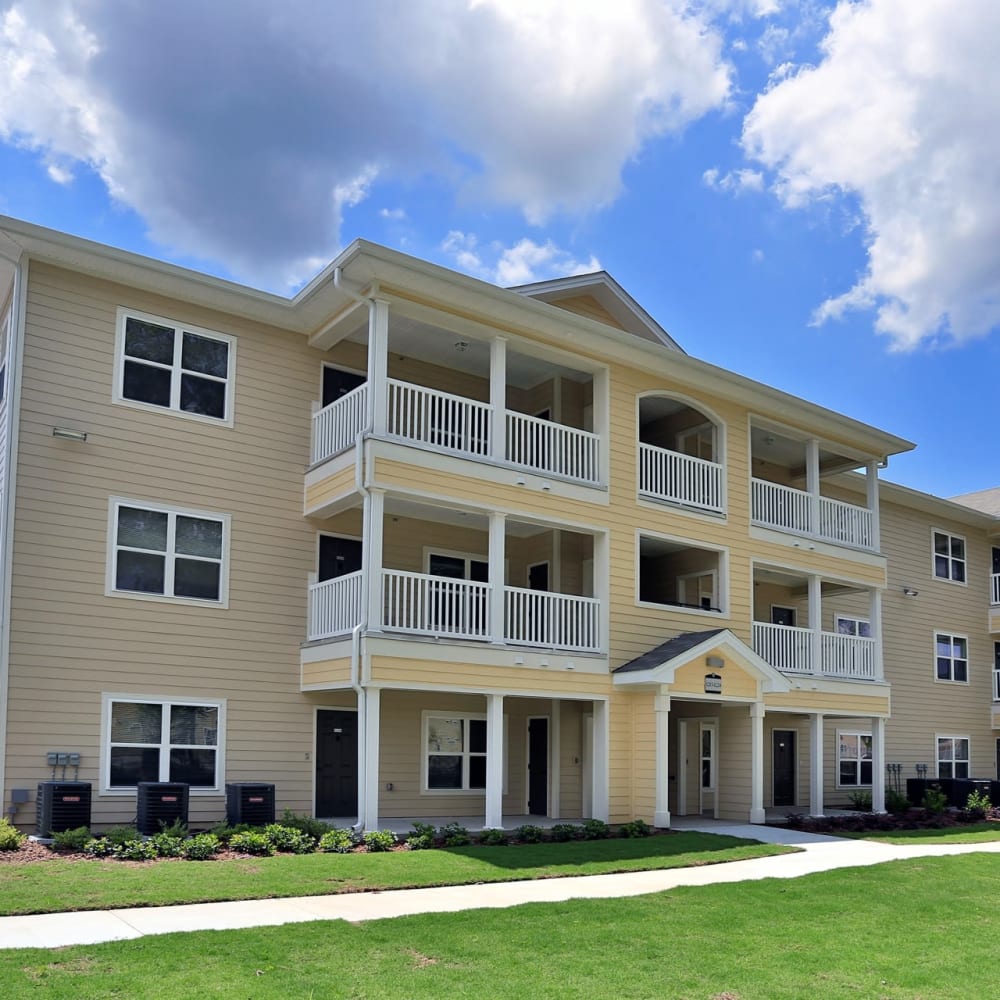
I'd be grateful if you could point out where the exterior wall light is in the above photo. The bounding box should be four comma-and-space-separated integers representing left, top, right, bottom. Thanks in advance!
52, 427, 88, 442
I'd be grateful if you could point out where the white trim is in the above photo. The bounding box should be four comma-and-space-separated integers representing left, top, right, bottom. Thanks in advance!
834, 614, 871, 637
106, 497, 231, 608
930, 526, 967, 586
112, 307, 236, 427
422, 546, 489, 578
99, 692, 227, 796
634, 527, 730, 616
524, 714, 550, 815
933, 629, 970, 685
699, 721, 718, 816
835, 728, 873, 789
935, 733, 971, 779
636, 390, 728, 466
421, 709, 489, 795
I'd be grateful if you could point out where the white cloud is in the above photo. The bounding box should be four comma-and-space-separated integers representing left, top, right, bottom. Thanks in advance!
0, 0, 732, 288
742, 0, 1000, 349
703, 167, 763, 193
379, 208, 407, 221
441, 232, 600, 285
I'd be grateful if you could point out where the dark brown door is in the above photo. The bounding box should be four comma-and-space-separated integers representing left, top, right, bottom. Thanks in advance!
316, 710, 358, 817
322, 367, 366, 407
773, 730, 796, 807
319, 536, 362, 581
528, 718, 548, 815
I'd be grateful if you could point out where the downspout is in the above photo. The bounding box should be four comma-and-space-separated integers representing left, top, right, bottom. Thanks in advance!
333, 267, 375, 833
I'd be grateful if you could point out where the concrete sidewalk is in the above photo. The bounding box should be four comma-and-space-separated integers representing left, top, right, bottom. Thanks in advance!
2, 823, 998, 951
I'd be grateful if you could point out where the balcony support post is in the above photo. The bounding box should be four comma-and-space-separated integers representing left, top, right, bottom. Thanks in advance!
367, 298, 390, 436
871, 716, 886, 813
809, 713, 825, 817
805, 438, 820, 536
490, 336, 507, 464
489, 513, 506, 644
362, 686, 381, 831
484, 693, 505, 829
749, 703, 766, 823
549, 699, 562, 820
364, 489, 385, 631
808, 574, 822, 675
654, 693, 671, 828
866, 459, 881, 551
591, 699, 610, 821
870, 588, 884, 680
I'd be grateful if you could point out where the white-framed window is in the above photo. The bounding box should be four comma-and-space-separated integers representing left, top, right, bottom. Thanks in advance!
107, 498, 231, 606
932, 529, 966, 584
837, 731, 873, 787
423, 712, 487, 792
424, 548, 489, 582
114, 308, 235, 425
936, 735, 970, 779
835, 615, 872, 638
935, 631, 969, 683
102, 694, 225, 793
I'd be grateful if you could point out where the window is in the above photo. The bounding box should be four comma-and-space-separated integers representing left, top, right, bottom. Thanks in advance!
936, 736, 970, 779
932, 530, 966, 583
115, 309, 235, 423
105, 696, 223, 791
837, 732, 873, 787
424, 714, 487, 791
109, 498, 230, 605
935, 632, 969, 683
835, 615, 872, 638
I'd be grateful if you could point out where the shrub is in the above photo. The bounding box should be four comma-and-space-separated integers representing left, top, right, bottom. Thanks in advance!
114, 838, 158, 861
280, 809, 332, 840
363, 829, 397, 852
438, 822, 471, 847
229, 831, 276, 856
478, 827, 508, 846
104, 825, 140, 847
84, 837, 115, 858
150, 832, 185, 858
51, 826, 91, 852
619, 818, 652, 838
182, 833, 221, 861
549, 823, 581, 842
318, 828, 355, 854
582, 818, 610, 840
966, 788, 992, 817
885, 789, 910, 815
922, 785, 948, 816
264, 823, 316, 854
408, 822, 436, 841
157, 817, 189, 838
208, 822, 256, 843
406, 823, 437, 850
847, 790, 873, 812
0, 817, 25, 851
514, 824, 545, 844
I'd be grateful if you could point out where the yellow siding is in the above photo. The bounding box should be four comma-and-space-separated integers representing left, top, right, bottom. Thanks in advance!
305, 466, 356, 512
302, 657, 352, 689
670, 656, 758, 700
764, 690, 890, 716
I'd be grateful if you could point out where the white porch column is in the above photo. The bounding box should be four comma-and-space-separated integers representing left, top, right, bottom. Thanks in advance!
749, 703, 766, 823
654, 694, 671, 828
871, 716, 886, 813
866, 459, 881, 551
549, 699, 561, 820
367, 298, 390, 436
488, 512, 506, 643
591, 699, 610, 821
593, 531, 609, 654
490, 336, 507, 464
592, 369, 609, 486
364, 489, 385, 631
805, 437, 820, 535
808, 574, 822, 676
484, 693, 504, 829
870, 588, 884, 681
809, 713, 825, 817
362, 686, 381, 831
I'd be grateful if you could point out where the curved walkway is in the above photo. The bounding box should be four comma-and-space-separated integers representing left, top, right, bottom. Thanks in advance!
2, 822, 998, 950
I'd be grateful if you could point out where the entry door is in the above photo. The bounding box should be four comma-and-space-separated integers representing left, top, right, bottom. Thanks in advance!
316, 710, 358, 817
319, 535, 363, 581
322, 366, 366, 407
773, 730, 796, 807
527, 717, 549, 815
699, 722, 717, 817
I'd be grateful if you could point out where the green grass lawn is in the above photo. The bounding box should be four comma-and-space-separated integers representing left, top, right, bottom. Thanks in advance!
3, 855, 999, 998
834, 821, 1000, 845
0, 832, 792, 916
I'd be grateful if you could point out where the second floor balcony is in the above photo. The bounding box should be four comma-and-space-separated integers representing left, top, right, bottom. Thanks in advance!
753, 622, 879, 681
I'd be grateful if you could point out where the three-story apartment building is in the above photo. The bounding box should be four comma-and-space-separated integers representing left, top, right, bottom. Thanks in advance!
0, 215, 996, 831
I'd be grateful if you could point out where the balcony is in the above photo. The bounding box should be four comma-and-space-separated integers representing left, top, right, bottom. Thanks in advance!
992, 573, 999, 606
308, 569, 601, 653
751, 479, 875, 551
753, 622, 879, 681
639, 443, 724, 514
994, 668, 1000, 702
311, 378, 600, 486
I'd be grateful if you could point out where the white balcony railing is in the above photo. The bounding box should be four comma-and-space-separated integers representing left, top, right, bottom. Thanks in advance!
382, 569, 490, 641
753, 622, 880, 680
504, 586, 601, 652
307, 571, 363, 641
506, 411, 600, 485
993, 668, 1000, 702
387, 379, 492, 460
311, 383, 369, 464
751, 479, 875, 551
638, 443, 724, 513
992, 573, 1000, 606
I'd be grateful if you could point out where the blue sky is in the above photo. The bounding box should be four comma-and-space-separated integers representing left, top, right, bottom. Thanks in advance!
2, 0, 998, 498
